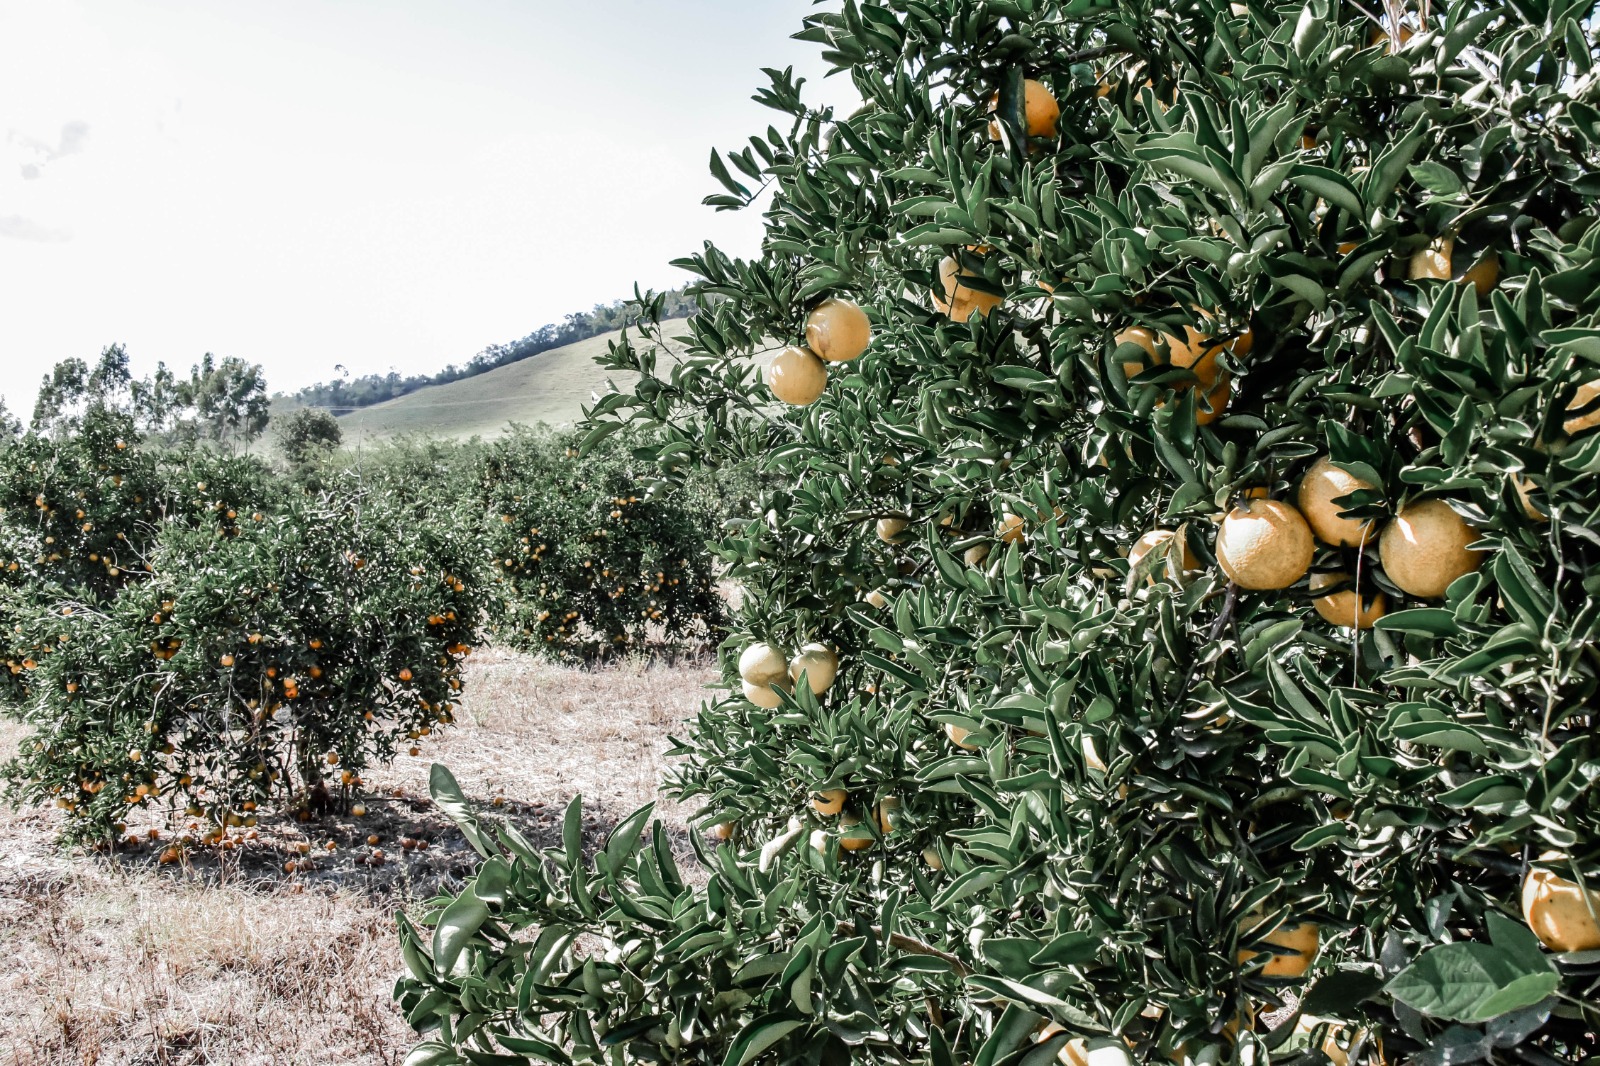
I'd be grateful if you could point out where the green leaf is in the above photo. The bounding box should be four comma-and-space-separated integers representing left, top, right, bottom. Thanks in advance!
562, 794, 584, 871
429, 763, 498, 859
1409, 161, 1462, 196
722, 1016, 806, 1066
432, 883, 490, 976
1288, 164, 1364, 217
1375, 608, 1460, 637
1300, 969, 1386, 1015
403, 1042, 465, 1066
604, 803, 655, 875
1387, 941, 1560, 1022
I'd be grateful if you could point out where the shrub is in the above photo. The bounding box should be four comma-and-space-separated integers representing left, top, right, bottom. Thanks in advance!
478, 428, 725, 658
399, 0, 1600, 1063
1, 464, 489, 841
0, 408, 168, 604
276, 407, 344, 467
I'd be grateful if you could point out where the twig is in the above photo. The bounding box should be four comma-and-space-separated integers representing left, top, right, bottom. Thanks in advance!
885, 930, 971, 977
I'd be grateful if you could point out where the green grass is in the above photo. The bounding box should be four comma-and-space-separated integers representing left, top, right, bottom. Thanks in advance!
333, 325, 666, 443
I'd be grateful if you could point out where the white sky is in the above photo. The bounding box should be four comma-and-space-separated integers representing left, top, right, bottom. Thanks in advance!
0, 0, 859, 418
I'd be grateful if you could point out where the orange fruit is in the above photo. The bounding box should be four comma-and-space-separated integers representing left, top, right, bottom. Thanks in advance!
811, 788, 846, 816
987, 78, 1060, 140
1408, 238, 1452, 281
1035, 1024, 1090, 1066
804, 298, 872, 362
1216, 500, 1315, 590
738, 643, 788, 688
789, 643, 838, 695
1297, 457, 1378, 547
1309, 572, 1387, 629
767, 346, 828, 406
741, 679, 784, 708
1562, 379, 1600, 435
1378, 499, 1484, 598
933, 254, 1004, 320
1127, 529, 1198, 582
838, 812, 873, 851
876, 517, 909, 544
946, 722, 980, 750
1522, 857, 1600, 952
1238, 916, 1320, 978
876, 795, 902, 834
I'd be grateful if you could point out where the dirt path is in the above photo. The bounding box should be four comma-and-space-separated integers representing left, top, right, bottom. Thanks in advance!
0, 650, 716, 1066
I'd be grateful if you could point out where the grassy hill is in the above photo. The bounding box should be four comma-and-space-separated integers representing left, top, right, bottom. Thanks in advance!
297, 320, 783, 445
333, 323, 662, 443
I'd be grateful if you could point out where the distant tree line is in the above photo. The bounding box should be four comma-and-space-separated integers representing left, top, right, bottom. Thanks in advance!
280, 288, 700, 414
28, 345, 270, 447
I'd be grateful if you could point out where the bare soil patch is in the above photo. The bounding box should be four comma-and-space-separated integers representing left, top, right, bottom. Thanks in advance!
0, 649, 715, 1066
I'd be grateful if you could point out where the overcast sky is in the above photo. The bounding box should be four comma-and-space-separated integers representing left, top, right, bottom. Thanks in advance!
0, 0, 859, 418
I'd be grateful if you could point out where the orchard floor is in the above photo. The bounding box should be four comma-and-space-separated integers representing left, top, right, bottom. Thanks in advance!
0, 648, 716, 1066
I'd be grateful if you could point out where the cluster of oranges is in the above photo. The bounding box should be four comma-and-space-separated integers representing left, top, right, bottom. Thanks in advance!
765, 298, 874, 406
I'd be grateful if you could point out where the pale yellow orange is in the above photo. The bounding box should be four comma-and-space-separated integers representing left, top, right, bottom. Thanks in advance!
1216, 500, 1314, 590
805, 298, 872, 362
767, 346, 828, 405
1378, 499, 1483, 598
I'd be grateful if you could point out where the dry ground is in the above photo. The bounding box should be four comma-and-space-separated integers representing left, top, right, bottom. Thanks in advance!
0, 649, 717, 1066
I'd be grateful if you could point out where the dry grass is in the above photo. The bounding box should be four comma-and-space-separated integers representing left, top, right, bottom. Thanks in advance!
0, 648, 716, 1066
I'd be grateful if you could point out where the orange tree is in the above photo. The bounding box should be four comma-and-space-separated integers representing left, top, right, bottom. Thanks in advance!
397, 1, 1600, 1062
477, 428, 725, 658
1, 430, 489, 842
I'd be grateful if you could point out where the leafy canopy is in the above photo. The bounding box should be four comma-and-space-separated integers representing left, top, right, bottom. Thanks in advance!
398, 0, 1600, 1063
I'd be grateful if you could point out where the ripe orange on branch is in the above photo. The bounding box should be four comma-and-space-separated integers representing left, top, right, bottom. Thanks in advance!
1216, 499, 1314, 590
987, 78, 1060, 140
1298, 457, 1378, 547
766, 346, 828, 406
1377, 499, 1484, 599
932, 252, 1004, 320
804, 298, 872, 362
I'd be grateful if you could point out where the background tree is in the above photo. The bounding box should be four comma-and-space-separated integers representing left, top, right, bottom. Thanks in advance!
276, 407, 344, 467
178, 353, 269, 446
31, 345, 134, 434
399, 0, 1600, 1063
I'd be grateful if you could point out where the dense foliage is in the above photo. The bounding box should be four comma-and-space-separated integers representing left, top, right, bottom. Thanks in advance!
0, 424, 489, 841
1, 418, 732, 840
478, 428, 726, 658
399, 0, 1600, 1063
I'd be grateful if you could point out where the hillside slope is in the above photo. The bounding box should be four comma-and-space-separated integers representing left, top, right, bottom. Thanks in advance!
332, 323, 651, 442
